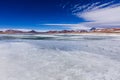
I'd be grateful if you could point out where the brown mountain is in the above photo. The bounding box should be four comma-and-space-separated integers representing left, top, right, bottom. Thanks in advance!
0, 28, 120, 34
4, 30, 24, 34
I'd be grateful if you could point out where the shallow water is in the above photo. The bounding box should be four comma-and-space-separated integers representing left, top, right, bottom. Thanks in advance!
0, 34, 117, 41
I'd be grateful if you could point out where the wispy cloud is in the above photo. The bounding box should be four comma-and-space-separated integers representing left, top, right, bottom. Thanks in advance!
43, 1, 120, 30
43, 24, 89, 30
77, 5, 120, 23
0, 28, 48, 32
73, 1, 120, 28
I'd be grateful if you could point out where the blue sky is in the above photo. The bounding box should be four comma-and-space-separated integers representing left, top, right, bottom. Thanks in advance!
0, 0, 120, 31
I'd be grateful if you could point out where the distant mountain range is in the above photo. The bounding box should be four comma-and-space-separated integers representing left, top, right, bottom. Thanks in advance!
0, 30, 41, 34
0, 28, 120, 34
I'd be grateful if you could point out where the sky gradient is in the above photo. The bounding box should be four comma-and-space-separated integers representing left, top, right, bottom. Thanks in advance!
0, 0, 120, 31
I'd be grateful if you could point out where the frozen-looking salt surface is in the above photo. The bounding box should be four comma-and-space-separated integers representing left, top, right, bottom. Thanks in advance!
0, 34, 120, 80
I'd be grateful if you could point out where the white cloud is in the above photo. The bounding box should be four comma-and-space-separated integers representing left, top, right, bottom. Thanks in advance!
73, 1, 120, 28
43, 24, 90, 30
0, 28, 47, 32
79, 6, 120, 23
42, 1, 120, 30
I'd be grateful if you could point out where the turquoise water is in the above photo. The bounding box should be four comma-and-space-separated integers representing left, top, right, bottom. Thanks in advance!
0, 34, 115, 41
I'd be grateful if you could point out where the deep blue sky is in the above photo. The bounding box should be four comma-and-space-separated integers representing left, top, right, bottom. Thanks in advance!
0, 0, 119, 30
